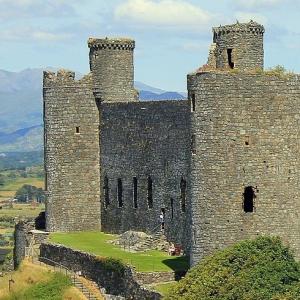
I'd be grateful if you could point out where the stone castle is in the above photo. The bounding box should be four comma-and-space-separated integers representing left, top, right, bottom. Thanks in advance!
43, 21, 300, 265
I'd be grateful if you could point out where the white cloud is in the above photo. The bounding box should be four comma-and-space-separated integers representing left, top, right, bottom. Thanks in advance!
235, 12, 268, 25
234, 0, 282, 9
0, 27, 73, 42
0, 0, 77, 20
114, 0, 214, 30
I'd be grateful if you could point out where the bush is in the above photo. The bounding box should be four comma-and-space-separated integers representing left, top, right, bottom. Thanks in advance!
166, 236, 300, 300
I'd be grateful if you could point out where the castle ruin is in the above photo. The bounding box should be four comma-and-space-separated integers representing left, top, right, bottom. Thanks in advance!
44, 21, 300, 265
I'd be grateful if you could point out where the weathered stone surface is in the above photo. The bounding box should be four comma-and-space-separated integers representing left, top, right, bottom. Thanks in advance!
188, 71, 300, 264
40, 243, 162, 300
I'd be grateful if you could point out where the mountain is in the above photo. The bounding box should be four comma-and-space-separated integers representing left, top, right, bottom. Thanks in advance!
0, 68, 186, 152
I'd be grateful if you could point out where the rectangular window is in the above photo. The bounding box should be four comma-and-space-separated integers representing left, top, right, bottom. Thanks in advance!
190, 93, 196, 112
191, 134, 196, 154
147, 176, 153, 209
133, 177, 138, 208
117, 179, 123, 207
104, 176, 109, 208
75, 126, 80, 134
227, 49, 234, 69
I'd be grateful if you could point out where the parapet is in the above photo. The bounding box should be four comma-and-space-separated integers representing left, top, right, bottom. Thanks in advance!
213, 20, 265, 37
88, 37, 135, 50
43, 69, 93, 87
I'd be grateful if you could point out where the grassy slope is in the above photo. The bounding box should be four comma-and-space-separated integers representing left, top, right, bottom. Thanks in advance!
50, 231, 188, 273
0, 260, 86, 300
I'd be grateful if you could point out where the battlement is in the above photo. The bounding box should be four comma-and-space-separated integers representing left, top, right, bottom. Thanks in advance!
43, 70, 93, 86
88, 38, 135, 51
213, 21, 265, 37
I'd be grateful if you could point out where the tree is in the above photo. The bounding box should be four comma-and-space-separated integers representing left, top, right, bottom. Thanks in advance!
15, 184, 45, 203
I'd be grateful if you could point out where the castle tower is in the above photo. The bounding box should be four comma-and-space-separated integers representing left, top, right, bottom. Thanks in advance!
188, 22, 300, 266
208, 21, 265, 71
88, 38, 138, 102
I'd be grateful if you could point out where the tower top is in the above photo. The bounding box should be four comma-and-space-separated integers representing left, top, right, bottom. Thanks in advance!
213, 21, 265, 37
88, 37, 135, 50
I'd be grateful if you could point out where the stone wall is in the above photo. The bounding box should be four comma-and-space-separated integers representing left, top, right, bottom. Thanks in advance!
88, 38, 137, 103
100, 100, 191, 248
188, 71, 300, 265
40, 243, 161, 300
212, 21, 264, 71
43, 70, 101, 232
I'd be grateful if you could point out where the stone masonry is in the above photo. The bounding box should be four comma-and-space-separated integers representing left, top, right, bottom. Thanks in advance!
44, 21, 300, 266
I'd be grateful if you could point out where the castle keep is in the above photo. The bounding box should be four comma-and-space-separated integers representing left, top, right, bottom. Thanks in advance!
44, 21, 300, 265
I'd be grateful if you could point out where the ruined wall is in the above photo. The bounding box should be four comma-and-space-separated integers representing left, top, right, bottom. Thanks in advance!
40, 243, 161, 300
100, 100, 191, 247
44, 70, 101, 232
88, 38, 138, 103
188, 71, 300, 264
212, 21, 264, 71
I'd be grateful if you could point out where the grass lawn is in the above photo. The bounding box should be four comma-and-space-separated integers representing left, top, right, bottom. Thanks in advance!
50, 232, 189, 273
152, 281, 178, 296
0, 203, 44, 218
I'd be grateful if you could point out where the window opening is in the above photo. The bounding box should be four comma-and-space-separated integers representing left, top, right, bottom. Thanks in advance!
133, 177, 138, 208
170, 198, 174, 219
75, 126, 80, 134
117, 178, 123, 207
147, 176, 153, 208
191, 93, 196, 112
245, 136, 250, 146
180, 178, 187, 212
227, 49, 234, 69
243, 186, 255, 213
191, 134, 196, 154
104, 176, 109, 208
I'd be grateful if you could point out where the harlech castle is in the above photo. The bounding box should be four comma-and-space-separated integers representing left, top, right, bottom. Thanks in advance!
43, 21, 300, 265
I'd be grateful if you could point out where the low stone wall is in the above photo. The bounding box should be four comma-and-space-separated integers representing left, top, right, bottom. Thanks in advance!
40, 243, 162, 300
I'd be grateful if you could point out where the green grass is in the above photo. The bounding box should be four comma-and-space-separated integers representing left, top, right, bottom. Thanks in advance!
2, 272, 72, 300
0, 203, 44, 218
152, 281, 177, 296
50, 232, 189, 273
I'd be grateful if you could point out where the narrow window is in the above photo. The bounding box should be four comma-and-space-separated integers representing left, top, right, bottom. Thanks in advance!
117, 178, 123, 207
243, 186, 255, 213
103, 176, 109, 208
133, 177, 138, 208
147, 176, 153, 209
227, 49, 234, 69
170, 198, 174, 219
190, 93, 196, 112
245, 136, 250, 146
191, 134, 196, 154
180, 177, 187, 212
75, 126, 80, 134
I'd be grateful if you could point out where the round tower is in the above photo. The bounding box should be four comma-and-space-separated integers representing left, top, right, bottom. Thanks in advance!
212, 21, 265, 71
88, 38, 138, 102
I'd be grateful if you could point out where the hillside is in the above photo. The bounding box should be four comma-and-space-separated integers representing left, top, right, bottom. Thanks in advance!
0, 69, 185, 152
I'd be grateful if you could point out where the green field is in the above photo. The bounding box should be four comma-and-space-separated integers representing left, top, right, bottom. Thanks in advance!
50, 232, 189, 273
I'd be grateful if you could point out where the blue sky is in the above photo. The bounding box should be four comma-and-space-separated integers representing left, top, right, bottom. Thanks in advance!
0, 0, 299, 91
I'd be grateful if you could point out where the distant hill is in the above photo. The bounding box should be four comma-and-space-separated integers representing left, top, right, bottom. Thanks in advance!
0, 68, 186, 152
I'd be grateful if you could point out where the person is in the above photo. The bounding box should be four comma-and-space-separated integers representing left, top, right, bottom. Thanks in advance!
168, 242, 176, 256
159, 212, 164, 230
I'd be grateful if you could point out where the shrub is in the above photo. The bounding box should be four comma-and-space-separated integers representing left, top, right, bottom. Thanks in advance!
166, 236, 300, 300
